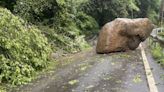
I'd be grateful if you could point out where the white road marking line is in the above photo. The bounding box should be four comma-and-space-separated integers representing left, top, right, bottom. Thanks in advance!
140, 44, 158, 92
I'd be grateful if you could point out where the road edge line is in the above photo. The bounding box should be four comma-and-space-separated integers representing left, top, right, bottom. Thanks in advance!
140, 44, 158, 92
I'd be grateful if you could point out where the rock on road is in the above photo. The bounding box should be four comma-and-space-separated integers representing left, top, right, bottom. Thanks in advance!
12, 43, 164, 92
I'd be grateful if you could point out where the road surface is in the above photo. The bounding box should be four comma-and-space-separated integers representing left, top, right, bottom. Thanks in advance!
11, 42, 164, 92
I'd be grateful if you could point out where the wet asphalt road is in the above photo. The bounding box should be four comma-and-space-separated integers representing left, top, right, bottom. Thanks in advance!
12, 43, 164, 92
144, 41, 164, 92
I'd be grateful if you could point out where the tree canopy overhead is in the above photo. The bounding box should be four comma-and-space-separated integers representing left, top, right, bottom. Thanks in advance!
81, 0, 160, 26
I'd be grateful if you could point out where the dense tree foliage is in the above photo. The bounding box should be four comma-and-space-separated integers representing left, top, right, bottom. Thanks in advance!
160, 0, 164, 24
0, 0, 16, 11
11, 0, 98, 52
135, 0, 160, 23
82, 0, 160, 26
81, 0, 139, 26
0, 8, 51, 85
13, 0, 59, 24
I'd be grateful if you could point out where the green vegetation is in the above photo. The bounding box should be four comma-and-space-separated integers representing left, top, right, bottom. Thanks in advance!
0, 8, 52, 85
151, 41, 164, 66
12, 0, 98, 52
82, 0, 160, 26
82, 0, 139, 26
158, 31, 164, 36
0, 0, 162, 91
0, 85, 6, 92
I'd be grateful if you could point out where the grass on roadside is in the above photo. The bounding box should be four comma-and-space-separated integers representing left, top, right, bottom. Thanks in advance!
150, 39, 164, 66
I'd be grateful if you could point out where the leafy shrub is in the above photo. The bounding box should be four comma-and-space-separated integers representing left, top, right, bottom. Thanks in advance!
13, 0, 94, 53
151, 42, 164, 67
13, 0, 59, 24
159, 59, 164, 66
51, 12, 92, 52
39, 24, 90, 53
76, 12, 99, 37
0, 8, 52, 85
151, 45, 162, 59
158, 32, 164, 37
0, 85, 6, 92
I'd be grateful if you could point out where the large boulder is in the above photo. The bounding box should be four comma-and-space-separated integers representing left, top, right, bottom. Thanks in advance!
96, 18, 155, 53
